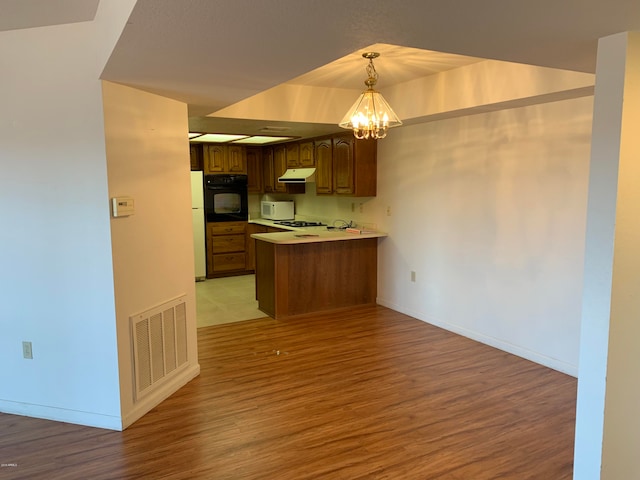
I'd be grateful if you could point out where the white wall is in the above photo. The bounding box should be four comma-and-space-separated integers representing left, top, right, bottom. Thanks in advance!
0, 1, 136, 429
102, 81, 200, 429
374, 98, 592, 375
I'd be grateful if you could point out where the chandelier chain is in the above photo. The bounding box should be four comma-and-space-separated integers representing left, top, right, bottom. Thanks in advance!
365, 58, 378, 88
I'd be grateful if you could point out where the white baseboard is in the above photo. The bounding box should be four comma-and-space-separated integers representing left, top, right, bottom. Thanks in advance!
376, 298, 578, 377
0, 400, 123, 431
0, 363, 201, 431
121, 363, 200, 430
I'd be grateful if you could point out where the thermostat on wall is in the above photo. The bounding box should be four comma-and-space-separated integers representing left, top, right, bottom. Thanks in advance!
111, 196, 135, 217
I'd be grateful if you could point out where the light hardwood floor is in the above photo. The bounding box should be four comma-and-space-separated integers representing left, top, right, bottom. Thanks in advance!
0, 306, 576, 479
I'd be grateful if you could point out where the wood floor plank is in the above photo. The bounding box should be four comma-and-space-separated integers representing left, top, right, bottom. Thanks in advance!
0, 305, 576, 479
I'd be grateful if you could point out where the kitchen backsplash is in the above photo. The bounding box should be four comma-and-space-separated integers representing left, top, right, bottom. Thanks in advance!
249, 191, 378, 229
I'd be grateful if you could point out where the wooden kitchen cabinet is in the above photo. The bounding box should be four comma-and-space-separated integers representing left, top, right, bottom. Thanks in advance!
314, 137, 333, 194
207, 221, 247, 277
263, 144, 305, 194
246, 224, 290, 272
203, 144, 247, 174
332, 135, 377, 196
190, 144, 203, 171
246, 224, 268, 271
273, 145, 288, 193
285, 143, 300, 168
246, 147, 263, 193
299, 141, 315, 167
286, 141, 314, 168
262, 147, 276, 193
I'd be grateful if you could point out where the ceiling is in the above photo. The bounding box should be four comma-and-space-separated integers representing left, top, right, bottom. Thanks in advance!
5, 0, 640, 139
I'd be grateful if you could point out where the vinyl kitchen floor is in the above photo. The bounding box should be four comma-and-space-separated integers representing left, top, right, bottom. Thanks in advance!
195, 274, 267, 328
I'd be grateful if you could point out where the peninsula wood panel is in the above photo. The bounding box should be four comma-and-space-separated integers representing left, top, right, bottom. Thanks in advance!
256, 238, 377, 319
256, 240, 277, 317
0, 305, 577, 479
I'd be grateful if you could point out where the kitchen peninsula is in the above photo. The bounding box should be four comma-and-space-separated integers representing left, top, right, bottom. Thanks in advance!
252, 229, 387, 319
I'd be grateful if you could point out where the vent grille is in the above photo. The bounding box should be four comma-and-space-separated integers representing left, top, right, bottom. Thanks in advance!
131, 296, 188, 401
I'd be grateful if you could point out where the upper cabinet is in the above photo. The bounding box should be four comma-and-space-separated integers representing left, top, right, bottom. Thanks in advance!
192, 134, 376, 196
299, 141, 315, 167
263, 147, 276, 193
285, 143, 300, 169
273, 145, 288, 193
263, 145, 305, 194
285, 141, 315, 168
314, 138, 333, 194
316, 135, 377, 197
203, 144, 247, 174
190, 144, 203, 171
246, 147, 263, 194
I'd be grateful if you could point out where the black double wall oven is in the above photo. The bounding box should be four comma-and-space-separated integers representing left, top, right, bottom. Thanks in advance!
204, 174, 249, 222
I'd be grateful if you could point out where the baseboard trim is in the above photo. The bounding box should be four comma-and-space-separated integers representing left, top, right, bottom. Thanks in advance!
0, 400, 123, 431
376, 299, 578, 377
121, 363, 200, 430
0, 363, 201, 431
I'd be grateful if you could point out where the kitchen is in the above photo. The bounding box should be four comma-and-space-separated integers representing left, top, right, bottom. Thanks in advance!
189, 133, 387, 325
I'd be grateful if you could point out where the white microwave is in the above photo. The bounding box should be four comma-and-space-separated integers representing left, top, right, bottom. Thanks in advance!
261, 201, 294, 220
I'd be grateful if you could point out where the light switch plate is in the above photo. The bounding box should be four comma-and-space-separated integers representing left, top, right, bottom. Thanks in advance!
111, 196, 135, 217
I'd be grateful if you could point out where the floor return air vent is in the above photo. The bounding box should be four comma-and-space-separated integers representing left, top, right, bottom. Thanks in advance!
131, 295, 188, 401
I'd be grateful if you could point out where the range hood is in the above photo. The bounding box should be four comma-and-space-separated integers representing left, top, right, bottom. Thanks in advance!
278, 168, 316, 183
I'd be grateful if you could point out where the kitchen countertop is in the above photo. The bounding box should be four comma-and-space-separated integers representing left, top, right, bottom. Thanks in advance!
251, 228, 387, 245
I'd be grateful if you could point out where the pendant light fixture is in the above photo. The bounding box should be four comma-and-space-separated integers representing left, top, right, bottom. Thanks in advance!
339, 52, 402, 140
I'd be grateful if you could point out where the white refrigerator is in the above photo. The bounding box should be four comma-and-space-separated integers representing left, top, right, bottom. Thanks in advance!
191, 171, 206, 281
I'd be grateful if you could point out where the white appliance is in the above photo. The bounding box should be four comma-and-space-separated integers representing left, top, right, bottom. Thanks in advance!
191, 171, 206, 281
261, 201, 295, 220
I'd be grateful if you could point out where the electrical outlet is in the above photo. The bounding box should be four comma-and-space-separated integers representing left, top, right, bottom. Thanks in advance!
411, 271, 416, 282
22, 341, 33, 359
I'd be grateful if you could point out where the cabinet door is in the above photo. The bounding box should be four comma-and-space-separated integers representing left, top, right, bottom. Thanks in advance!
332, 136, 355, 195
286, 143, 300, 168
246, 147, 263, 193
314, 138, 333, 194
226, 145, 246, 173
246, 224, 268, 271
204, 145, 226, 173
190, 144, 203, 171
263, 147, 275, 193
273, 145, 288, 193
299, 141, 315, 167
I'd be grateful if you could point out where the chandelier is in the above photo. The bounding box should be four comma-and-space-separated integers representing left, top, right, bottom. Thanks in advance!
339, 52, 402, 140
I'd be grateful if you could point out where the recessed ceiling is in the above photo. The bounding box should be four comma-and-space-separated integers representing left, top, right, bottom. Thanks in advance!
287, 44, 482, 90
99, 0, 640, 138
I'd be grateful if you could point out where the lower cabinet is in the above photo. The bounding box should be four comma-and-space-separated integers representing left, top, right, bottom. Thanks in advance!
246, 224, 268, 272
207, 222, 247, 277
246, 224, 288, 272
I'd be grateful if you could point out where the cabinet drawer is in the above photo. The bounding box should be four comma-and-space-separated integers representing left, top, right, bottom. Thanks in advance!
210, 223, 246, 235
212, 234, 245, 253
213, 253, 246, 271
